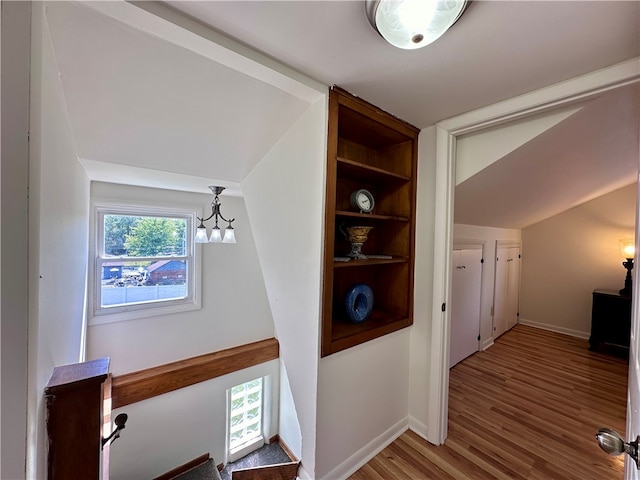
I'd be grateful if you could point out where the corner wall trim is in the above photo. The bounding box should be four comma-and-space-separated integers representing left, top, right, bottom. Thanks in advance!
110, 338, 279, 408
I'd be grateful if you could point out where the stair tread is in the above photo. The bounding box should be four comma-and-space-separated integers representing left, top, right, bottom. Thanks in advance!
221, 443, 294, 480
175, 459, 221, 480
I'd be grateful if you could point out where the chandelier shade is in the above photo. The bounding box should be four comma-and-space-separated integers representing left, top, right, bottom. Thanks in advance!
365, 0, 467, 50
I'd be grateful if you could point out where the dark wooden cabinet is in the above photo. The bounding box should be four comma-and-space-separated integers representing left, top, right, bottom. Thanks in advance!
589, 289, 631, 351
321, 86, 419, 357
45, 357, 110, 480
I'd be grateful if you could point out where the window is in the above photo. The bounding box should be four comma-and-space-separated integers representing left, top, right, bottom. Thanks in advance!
227, 378, 264, 462
91, 203, 200, 323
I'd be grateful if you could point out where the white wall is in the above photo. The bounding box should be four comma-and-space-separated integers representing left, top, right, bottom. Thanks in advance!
520, 183, 637, 336
87, 183, 274, 374
453, 224, 521, 348
86, 183, 278, 477
109, 361, 280, 479
1, 2, 30, 478
278, 360, 302, 459
27, 5, 92, 477
316, 331, 410, 479
242, 98, 327, 478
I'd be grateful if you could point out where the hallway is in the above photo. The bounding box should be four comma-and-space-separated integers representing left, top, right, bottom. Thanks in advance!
351, 325, 628, 479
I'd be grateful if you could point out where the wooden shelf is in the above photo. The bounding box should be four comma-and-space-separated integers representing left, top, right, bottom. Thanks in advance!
326, 312, 413, 356
337, 157, 410, 183
335, 210, 409, 222
333, 256, 408, 268
321, 86, 419, 357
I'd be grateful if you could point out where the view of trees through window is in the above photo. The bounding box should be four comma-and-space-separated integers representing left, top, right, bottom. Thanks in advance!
99, 213, 190, 309
104, 215, 186, 257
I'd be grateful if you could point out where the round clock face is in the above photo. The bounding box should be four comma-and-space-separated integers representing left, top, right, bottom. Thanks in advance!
350, 189, 375, 213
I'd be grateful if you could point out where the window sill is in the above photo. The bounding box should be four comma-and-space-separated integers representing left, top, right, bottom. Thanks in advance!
89, 299, 200, 326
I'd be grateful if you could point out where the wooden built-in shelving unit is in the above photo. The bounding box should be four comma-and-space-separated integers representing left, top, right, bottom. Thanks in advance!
321, 86, 419, 357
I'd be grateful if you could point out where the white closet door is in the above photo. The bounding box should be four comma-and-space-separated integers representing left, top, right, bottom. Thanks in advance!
450, 248, 482, 368
506, 247, 520, 330
494, 244, 520, 339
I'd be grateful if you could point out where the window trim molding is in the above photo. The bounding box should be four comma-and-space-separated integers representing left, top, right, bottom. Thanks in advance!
89, 199, 202, 325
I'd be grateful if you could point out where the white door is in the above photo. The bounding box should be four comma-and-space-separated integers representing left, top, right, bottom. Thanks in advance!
493, 244, 520, 338
506, 247, 520, 330
450, 248, 482, 368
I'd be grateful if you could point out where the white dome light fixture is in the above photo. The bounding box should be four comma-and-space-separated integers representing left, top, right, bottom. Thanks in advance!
365, 0, 468, 50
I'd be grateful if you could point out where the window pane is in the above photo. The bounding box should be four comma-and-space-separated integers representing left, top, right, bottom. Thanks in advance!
228, 378, 263, 452
93, 206, 199, 323
100, 213, 189, 309
104, 214, 187, 257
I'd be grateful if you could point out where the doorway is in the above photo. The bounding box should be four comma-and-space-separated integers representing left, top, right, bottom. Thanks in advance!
427, 60, 640, 446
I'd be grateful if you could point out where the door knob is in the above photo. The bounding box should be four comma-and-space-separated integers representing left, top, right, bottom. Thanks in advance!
595, 427, 639, 468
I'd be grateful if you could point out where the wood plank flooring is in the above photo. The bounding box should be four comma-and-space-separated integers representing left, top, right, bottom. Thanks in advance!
349, 325, 629, 479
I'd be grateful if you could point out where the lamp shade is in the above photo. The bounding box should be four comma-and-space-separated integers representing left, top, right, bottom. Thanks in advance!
619, 238, 635, 259
195, 227, 209, 243
209, 226, 223, 243
222, 226, 236, 244
367, 0, 467, 50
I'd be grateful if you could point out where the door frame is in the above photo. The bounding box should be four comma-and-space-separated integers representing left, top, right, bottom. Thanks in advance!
427, 58, 640, 445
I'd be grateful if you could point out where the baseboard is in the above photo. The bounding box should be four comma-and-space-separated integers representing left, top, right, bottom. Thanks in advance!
296, 465, 312, 480
269, 434, 298, 463
407, 415, 428, 441
481, 338, 494, 351
518, 319, 590, 339
317, 417, 408, 480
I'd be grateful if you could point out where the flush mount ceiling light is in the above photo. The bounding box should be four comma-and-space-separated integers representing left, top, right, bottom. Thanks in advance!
365, 0, 468, 50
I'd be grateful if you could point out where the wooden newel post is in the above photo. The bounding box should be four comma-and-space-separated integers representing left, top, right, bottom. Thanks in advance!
45, 357, 110, 480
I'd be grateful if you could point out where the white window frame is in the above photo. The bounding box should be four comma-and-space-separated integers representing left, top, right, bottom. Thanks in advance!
226, 377, 267, 463
89, 201, 201, 325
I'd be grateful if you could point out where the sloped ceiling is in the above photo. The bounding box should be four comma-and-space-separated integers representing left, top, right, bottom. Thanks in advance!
165, 0, 640, 128
454, 83, 640, 229
44, 1, 323, 195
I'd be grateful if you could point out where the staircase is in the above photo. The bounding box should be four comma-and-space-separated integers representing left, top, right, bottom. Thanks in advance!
221, 442, 299, 480
154, 454, 221, 480
156, 441, 299, 480
175, 458, 221, 480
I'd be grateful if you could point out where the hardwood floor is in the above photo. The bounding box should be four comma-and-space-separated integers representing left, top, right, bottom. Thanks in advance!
349, 325, 629, 479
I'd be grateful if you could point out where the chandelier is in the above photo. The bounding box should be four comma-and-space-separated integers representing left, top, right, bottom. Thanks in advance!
195, 186, 236, 244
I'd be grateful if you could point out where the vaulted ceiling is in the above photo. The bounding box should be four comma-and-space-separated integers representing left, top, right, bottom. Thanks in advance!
45, 1, 639, 226
454, 83, 640, 229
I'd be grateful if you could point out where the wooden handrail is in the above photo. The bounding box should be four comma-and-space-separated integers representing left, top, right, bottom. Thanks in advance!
111, 338, 279, 409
